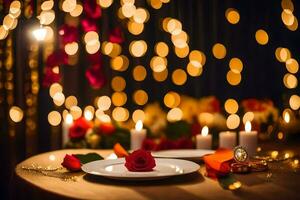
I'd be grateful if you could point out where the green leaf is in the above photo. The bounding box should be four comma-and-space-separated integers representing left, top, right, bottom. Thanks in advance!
74, 153, 104, 164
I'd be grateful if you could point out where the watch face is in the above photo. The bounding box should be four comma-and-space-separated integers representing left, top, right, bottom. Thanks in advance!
234, 146, 248, 162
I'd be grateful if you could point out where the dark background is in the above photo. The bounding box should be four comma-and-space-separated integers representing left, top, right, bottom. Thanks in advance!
1, 0, 300, 199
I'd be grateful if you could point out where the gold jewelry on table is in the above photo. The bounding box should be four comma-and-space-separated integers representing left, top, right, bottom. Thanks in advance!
233, 146, 248, 162
21, 163, 77, 181
232, 146, 268, 173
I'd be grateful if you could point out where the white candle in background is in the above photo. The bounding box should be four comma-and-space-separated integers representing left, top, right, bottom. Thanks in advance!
239, 121, 257, 156
219, 131, 237, 149
196, 126, 212, 149
84, 110, 93, 121
62, 114, 73, 147
130, 120, 147, 150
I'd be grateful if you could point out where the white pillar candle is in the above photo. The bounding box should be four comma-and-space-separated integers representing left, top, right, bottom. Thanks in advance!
219, 131, 237, 149
130, 120, 147, 150
62, 114, 73, 147
239, 121, 257, 156
196, 126, 212, 149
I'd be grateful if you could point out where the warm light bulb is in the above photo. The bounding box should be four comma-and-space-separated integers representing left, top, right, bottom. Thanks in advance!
84, 110, 93, 121
201, 126, 209, 136
245, 121, 251, 132
32, 26, 47, 41
284, 112, 290, 123
65, 113, 73, 125
135, 120, 143, 131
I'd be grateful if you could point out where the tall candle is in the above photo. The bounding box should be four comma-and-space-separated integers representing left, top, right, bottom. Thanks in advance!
62, 114, 73, 147
196, 126, 212, 149
130, 120, 147, 150
219, 131, 236, 149
239, 121, 257, 156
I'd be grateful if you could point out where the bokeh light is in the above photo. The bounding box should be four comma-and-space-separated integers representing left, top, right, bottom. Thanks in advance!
112, 92, 127, 106
229, 58, 243, 73
226, 114, 240, 129
129, 40, 147, 57
133, 90, 148, 105
212, 43, 226, 59
227, 70, 242, 86
97, 96, 111, 111
111, 76, 126, 91
133, 65, 147, 81
255, 29, 269, 45
132, 109, 146, 123
172, 69, 187, 85
9, 106, 24, 122
225, 8, 240, 24
155, 42, 169, 57
224, 99, 239, 114
164, 91, 181, 108
167, 107, 183, 122
48, 111, 62, 126
112, 107, 129, 122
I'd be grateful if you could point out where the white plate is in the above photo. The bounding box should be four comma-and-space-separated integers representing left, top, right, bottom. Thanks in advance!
152, 149, 214, 161
82, 158, 200, 180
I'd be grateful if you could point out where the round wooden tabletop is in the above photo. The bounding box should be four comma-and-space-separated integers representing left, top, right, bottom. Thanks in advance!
15, 149, 299, 200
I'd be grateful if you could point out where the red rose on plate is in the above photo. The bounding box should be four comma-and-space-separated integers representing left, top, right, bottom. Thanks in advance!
61, 154, 81, 171
125, 149, 156, 172
69, 117, 91, 139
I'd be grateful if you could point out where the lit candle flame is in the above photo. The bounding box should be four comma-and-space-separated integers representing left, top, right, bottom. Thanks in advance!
201, 126, 209, 136
284, 112, 290, 123
65, 114, 73, 125
32, 26, 47, 41
245, 121, 251, 132
135, 120, 143, 131
84, 110, 93, 121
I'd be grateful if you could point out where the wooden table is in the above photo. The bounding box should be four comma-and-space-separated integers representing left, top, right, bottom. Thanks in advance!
15, 149, 300, 200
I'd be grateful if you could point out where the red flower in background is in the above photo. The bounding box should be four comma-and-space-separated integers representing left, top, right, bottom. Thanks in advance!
83, 0, 102, 19
58, 25, 79, 45
69, 117, 91, 139
175, 137, 194, 149
87, 52, 102, 65
99, 123, 116, 135
81, 18, 98, 32
142, 139, 158, 151
209, 97, 221, 113
85, 64, 106, 89
42, 67, 60, 87
125, 149, 156, 172
109, 27, 124, 44
61, 154, 81, 171
241, 98, 274, 112
191, 121, 201, 136
46, 50, 68, 67
156, 138, 177, 151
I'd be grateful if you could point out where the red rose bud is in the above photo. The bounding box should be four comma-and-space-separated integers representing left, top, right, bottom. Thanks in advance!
125, 149, 156, 172
61, 154, 81, 171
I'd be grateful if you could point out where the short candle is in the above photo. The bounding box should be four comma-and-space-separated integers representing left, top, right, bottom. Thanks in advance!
130, 120, 147, 150
219, 131, 237, 149
196, 126, 212, 149
239, 121, 257, 156
62, 114, 73, 147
